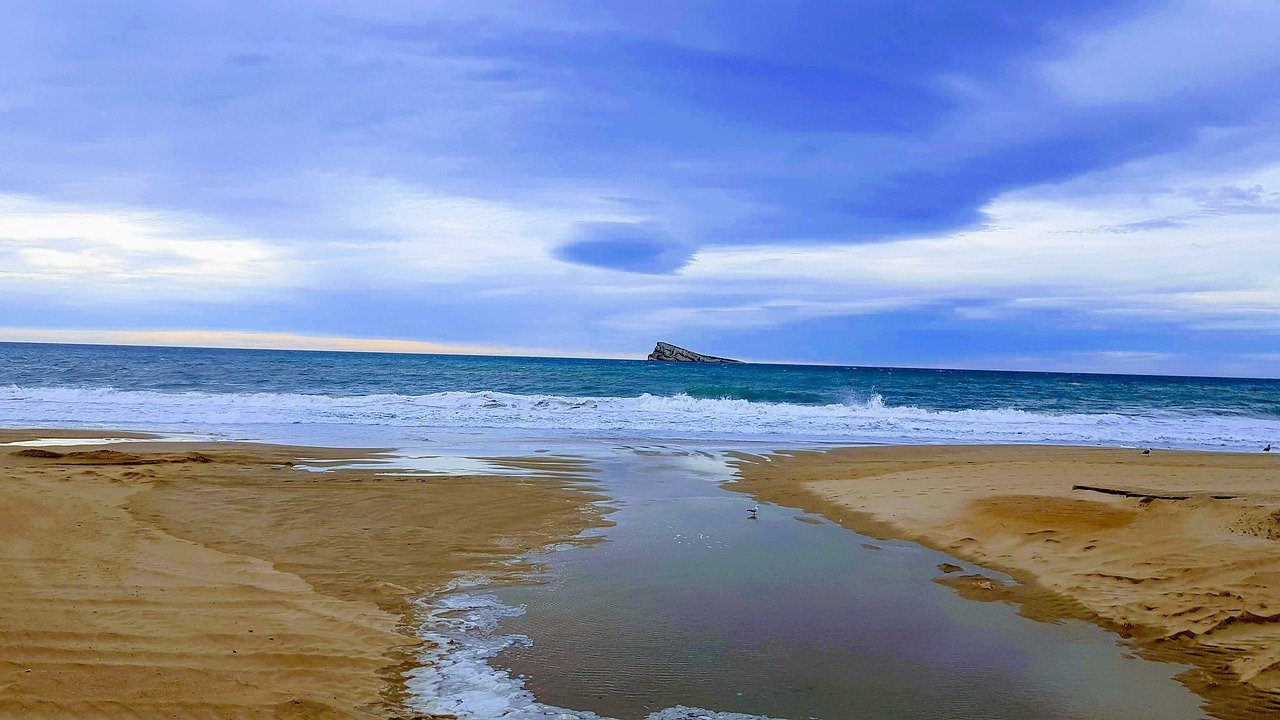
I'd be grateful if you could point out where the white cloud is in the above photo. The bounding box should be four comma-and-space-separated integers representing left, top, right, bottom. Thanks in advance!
318, 176, 634, 283
0, 195, 297, 299
5, 141, 1278, 350
0, 179, 645, 306
1041, 1, 1280, 105
679, 160, 1280, 332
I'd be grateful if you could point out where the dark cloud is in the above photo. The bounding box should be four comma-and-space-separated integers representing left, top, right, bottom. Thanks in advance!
554, 222, 691, 274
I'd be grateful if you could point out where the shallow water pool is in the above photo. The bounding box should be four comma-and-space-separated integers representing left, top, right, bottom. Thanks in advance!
412, 445, 1208, 720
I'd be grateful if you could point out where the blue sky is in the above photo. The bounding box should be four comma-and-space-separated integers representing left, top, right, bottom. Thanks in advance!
1, 1, 1278, 376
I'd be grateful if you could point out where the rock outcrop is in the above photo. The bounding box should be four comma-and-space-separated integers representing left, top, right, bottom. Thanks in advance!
646, 342, 741, 363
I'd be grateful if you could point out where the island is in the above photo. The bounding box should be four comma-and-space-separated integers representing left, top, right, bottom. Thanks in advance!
646, 342, 741, 363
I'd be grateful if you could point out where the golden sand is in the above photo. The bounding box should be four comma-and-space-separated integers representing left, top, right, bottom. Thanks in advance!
0, 430, 604, 719
728, 444, 1280, 720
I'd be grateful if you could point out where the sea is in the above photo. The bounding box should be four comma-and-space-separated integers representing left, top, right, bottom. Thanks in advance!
3, 341, 1274, 719
0, 341, 1276, 449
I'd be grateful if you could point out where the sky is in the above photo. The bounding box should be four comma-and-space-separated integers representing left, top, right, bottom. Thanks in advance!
1, 1, 1279, 377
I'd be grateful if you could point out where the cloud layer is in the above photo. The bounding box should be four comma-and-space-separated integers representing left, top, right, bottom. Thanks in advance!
1, 2, 1279, 375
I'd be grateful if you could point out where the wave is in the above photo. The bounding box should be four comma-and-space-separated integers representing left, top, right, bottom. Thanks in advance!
1, 385, 1276, 450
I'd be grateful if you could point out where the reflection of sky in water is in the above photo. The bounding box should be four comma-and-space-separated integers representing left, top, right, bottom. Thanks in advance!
481, 448, 1208, 720
297, 451, 593, 478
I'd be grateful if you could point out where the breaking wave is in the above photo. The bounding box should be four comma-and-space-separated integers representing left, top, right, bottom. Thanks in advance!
1, 385, 1276, 450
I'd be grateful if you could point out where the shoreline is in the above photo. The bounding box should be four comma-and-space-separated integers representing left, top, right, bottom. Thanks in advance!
726, 444, 1280, 720
0, 429, 607, 718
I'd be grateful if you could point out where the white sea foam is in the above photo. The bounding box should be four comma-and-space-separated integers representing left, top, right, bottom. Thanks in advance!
405, 579, 784, 720
1, 385, 1276, 450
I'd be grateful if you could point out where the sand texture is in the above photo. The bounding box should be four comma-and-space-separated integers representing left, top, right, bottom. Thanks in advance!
0, 430, 603, 719
729, 445, 1280, 719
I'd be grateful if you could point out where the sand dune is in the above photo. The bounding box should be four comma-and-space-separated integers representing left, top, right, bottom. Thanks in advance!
0, 430, 603, 719
728, 445, 1280, 720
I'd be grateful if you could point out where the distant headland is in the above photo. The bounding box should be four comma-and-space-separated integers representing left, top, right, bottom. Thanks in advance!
646, 342, 741, 363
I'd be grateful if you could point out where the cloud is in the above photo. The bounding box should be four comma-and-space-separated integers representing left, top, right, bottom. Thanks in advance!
0, 179, 642, 303
680, 159, 1280, 332
1185, 184, 1280, 216
554, 222, 690, 274
1042, 1, 1280, 105
1, 3, 1280, 373
0, 195, 297, 300
1100, 218, 1186, 233
10, 1, 1260, 261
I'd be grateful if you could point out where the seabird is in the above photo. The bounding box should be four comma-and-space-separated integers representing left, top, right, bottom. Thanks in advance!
748, 505, 759, 515
1265, 444, 1273, 452
1141, 449, 1151, 455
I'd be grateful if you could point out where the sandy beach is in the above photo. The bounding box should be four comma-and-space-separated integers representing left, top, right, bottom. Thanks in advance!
0, 429, 605, 719
7, 429, 1280, 720
728, 445, 1280, 719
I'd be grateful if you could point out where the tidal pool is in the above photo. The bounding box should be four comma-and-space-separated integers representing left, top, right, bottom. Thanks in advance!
417, 446, 1208, 720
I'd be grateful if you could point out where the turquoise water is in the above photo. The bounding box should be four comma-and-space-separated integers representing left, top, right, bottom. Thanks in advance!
1, 342, 1276, 449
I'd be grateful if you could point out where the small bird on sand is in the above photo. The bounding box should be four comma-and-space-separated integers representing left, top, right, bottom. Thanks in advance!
1141, 449, 1151, 455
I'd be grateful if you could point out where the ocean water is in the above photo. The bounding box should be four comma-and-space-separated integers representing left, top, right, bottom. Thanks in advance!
0, 341, 1276, 449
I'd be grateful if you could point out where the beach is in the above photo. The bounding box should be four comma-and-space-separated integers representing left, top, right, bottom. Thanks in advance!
729, 445, 1280, 719
5, 430, 1280, 718
0, 429, 605, 719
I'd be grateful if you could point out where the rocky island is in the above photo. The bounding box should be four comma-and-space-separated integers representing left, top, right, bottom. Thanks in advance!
647, 342, 741, 363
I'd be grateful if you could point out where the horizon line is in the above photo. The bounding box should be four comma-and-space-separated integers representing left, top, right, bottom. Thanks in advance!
0, 329, 1275, 382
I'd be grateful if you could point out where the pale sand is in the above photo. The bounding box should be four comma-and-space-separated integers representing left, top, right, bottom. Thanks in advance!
728, 445, 1280, 720
0, 430, 605, 719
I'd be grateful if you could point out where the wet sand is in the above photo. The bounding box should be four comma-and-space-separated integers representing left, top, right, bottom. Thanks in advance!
0, 429, 604, 719
728, 445, 1280, 720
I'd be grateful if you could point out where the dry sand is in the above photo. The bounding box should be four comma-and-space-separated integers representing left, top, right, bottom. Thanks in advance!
0, 429, 605, 719
728, 444, 1280, 720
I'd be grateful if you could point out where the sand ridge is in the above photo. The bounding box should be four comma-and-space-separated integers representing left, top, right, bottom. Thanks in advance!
728, 444, 1280, 720
0, 430, 606, 719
